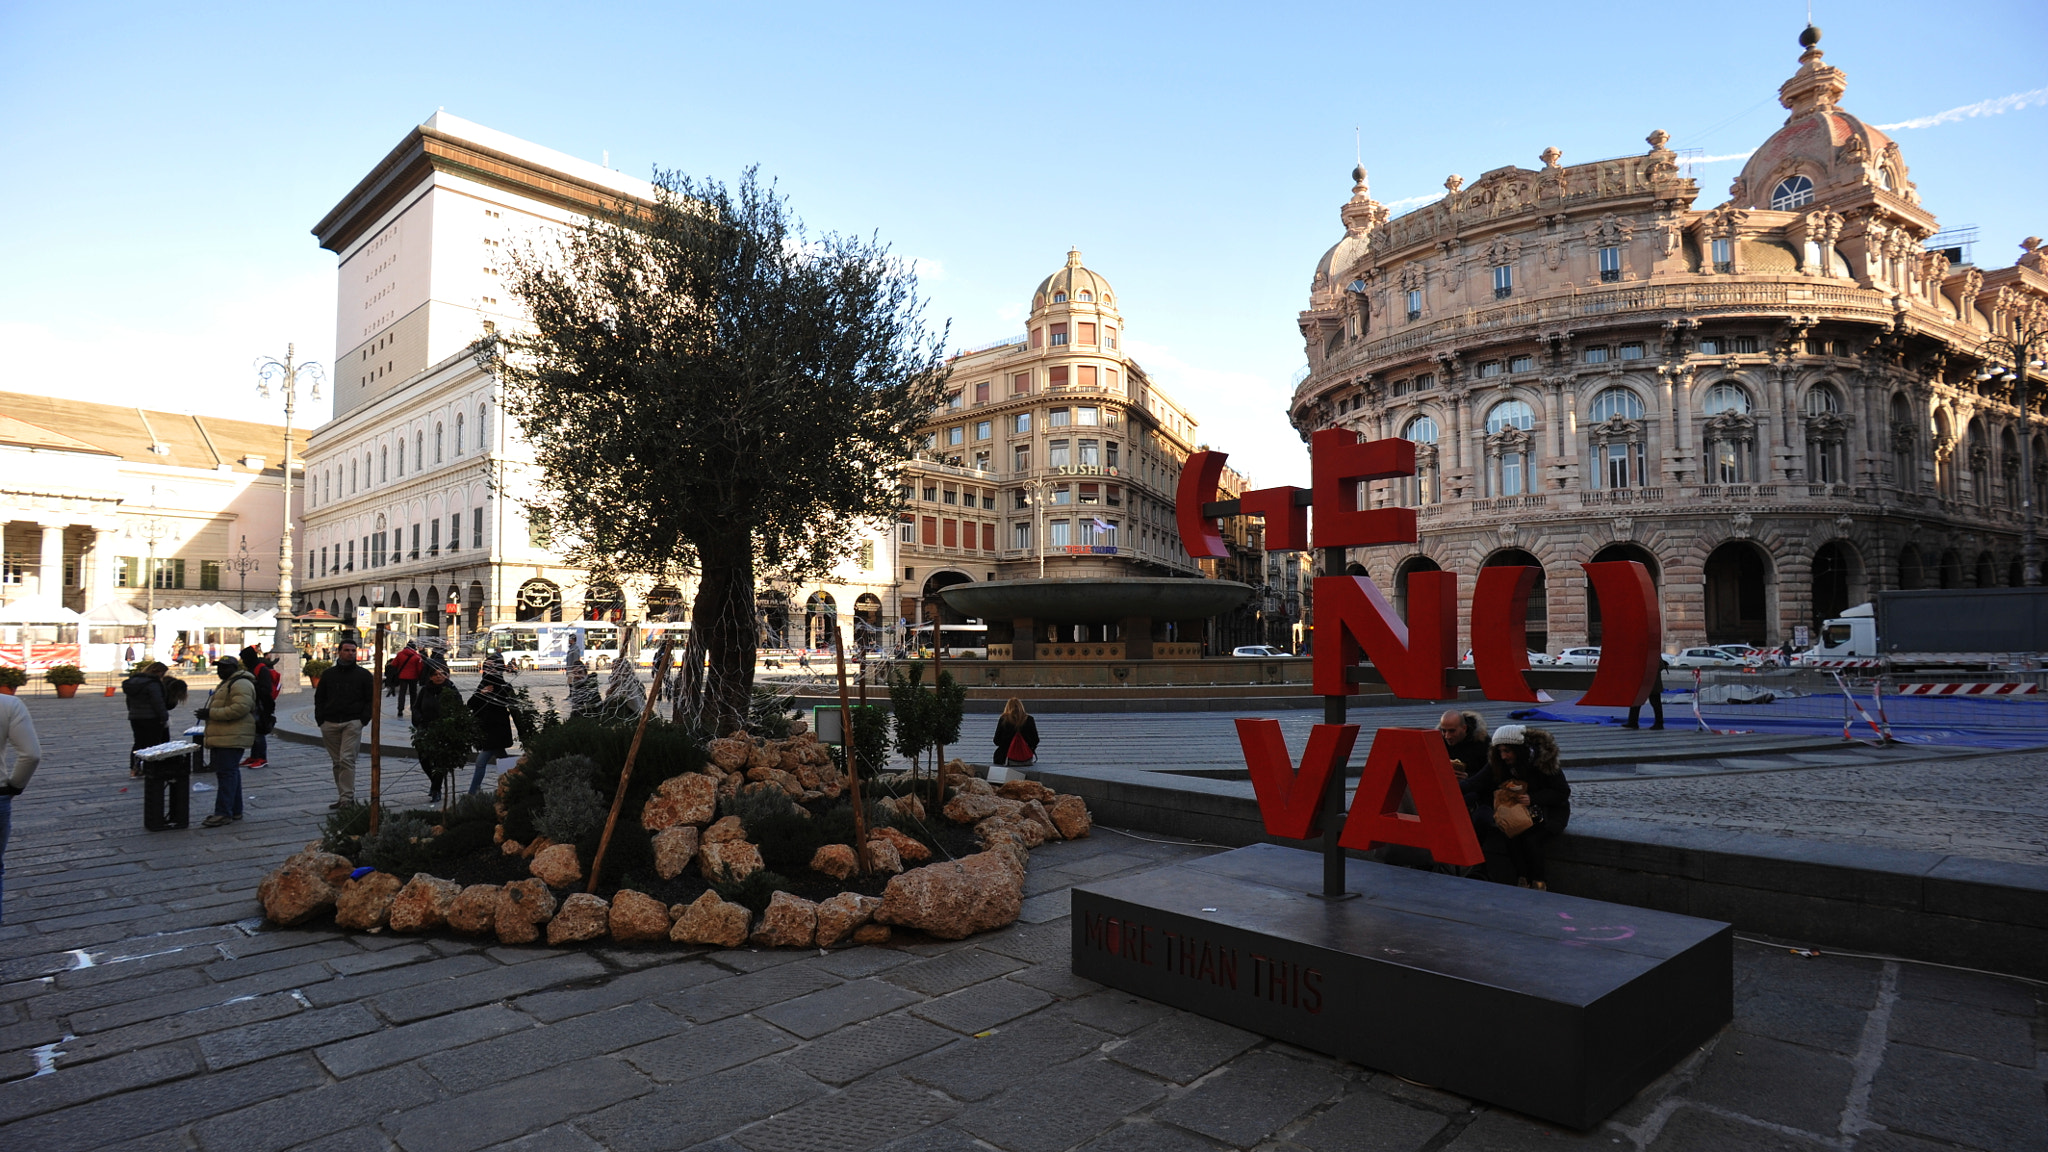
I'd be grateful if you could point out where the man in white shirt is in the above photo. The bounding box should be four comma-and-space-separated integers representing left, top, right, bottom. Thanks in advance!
0, 692, 44, 926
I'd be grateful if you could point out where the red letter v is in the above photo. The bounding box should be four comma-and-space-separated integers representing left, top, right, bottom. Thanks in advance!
1234, 719, 1360, 840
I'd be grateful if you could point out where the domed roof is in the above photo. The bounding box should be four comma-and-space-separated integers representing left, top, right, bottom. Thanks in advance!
1034, 248, 1114, 307
1732, 25, 1914, 212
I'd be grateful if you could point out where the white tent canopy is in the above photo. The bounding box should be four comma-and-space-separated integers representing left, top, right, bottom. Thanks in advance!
83, 600, 150, 626
156, 602, 260, 629
0, 597, 83, 624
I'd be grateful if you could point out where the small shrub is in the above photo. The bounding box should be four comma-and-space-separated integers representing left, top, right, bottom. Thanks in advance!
42, 664, 86, 687
320, 801, 374, 857
709, 862, 789, 913
303, 658, 334, 680
428, 818, 498, 861
535, 754, 607, 844
443, 790, 498, 828
358, 813, 436, 878
719, 785, 799, 832
0, 667, 29, 690
747, 687, 798, 740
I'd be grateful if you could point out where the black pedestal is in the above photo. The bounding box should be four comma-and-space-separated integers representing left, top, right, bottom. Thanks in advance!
141, 753, 193, 830
1070, 843, 1731, 1129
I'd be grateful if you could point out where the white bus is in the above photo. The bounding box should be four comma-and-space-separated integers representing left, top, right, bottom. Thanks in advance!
482, 622, 625, 670
909, 623, 989, 659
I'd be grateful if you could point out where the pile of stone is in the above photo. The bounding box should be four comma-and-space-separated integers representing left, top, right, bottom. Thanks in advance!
254, 750, 1092, 950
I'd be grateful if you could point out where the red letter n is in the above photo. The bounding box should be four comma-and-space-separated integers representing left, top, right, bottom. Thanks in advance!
1312, 574, 1456, 700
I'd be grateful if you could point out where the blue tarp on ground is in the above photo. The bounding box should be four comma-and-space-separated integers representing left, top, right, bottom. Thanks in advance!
1510, 690, 2048, 750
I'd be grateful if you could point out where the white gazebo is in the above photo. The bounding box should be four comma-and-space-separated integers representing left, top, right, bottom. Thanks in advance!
81, 600, 151, 672
0, 596, 86, 673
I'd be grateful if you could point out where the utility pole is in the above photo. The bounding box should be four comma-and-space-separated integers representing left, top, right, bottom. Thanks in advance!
255, 345, 324, 687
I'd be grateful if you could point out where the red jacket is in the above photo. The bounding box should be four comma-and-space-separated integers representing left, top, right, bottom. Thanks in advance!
392, 648, 424, 681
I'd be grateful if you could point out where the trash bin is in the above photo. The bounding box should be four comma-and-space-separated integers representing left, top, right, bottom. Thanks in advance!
134, 740, 199, 830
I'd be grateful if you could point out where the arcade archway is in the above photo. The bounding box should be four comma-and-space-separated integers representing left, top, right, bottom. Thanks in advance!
1704, 541, 1771, 646
1481, 549, 1547, 653
1810, 541, 1864, 633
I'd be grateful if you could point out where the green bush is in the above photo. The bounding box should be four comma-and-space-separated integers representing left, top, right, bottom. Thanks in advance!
443, 790, 498, 828
535, 754, 608, 844
320, 800, 374, 857
828, 704, 890, 781
303, 658, 334, 680
358, 813, 437, 878
709, 862, 790, 913
520, 715, 708, 890
0, 667, 23, 690
411, 684, 480, 798
747, 686, 798, 739
42, 664, 86, 687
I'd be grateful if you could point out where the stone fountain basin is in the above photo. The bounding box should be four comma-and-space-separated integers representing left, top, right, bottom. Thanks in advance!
939, 578, 1252, 624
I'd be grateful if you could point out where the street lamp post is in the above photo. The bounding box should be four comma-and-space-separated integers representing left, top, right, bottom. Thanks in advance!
225, 535, 262, 613
1972, 298, 2048, 585
127, 487, 178, 663
255, 345, 324, 685
1020, 476, 1056, 579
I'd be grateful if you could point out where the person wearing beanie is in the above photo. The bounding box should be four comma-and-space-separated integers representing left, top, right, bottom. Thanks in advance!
197, 656, 257, 827
237, 646, 279, 769
1462, 723, 1569, 889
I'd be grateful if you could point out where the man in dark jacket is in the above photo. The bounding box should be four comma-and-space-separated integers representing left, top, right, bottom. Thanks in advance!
1435, 710, 1491, 780
122, 662, 171, 767
314, 639, 376, 810
466, 673, 517, 795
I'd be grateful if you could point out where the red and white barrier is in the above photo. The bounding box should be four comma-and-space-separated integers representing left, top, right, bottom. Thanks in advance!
1801, 658, 1885, 669
1894, 682, 2040, 696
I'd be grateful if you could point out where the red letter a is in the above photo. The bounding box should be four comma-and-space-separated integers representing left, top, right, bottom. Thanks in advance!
1234, 719, 1359, 840
1337, 729, 1483, 867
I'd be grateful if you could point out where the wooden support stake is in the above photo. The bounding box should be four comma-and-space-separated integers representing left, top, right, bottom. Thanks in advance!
369, 622, 385, 835
833, 625, 869, 873
587, 637, 673, 894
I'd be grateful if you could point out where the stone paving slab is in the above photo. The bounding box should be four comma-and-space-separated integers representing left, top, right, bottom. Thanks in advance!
0, 693, 2042, 1152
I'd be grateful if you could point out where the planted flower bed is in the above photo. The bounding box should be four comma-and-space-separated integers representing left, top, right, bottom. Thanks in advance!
256, 715, 1091, 949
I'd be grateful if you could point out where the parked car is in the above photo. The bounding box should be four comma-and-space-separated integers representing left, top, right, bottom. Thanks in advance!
1668, 646, 1762, 670
1555, 647, 1602, 667
1713, 644, 1761, 660
1232, 645, 1291, 658
1458, 650, 1554, 666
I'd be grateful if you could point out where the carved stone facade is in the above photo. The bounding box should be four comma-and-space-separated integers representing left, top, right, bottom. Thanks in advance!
1295, 27, 2047, 652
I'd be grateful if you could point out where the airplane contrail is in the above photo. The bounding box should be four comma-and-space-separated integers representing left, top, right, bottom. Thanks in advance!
1877, 86, 2048, 131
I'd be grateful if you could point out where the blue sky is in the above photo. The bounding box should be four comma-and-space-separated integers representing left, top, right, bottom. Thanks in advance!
2, 0, 2042, 485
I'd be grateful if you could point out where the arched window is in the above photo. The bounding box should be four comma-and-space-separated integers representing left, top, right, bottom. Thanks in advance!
1703, 383, 1751, 415
1804, 386, 1846, 484
1887, 394, 1917, 488
379, 445, 387, 482
1053, 292, 1067, 303
1587, 387, 1648, 490
477, 404, 488, 451
455, 412, 465, 454
415, 431, 424, 471
1771, 175, 1814, 210
1590, 387, 1644, 422
1400, 415, 1440, 506
1484, 400, 1536, 497
1077, 291, 1092, 301
434, 423, 443, 463
1702, 383, 1755, 483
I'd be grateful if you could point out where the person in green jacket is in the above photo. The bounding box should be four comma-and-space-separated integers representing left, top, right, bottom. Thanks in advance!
197, 657, 257, 827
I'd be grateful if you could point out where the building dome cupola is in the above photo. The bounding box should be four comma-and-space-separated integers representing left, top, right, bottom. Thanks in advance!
1032, 248, 1115, 316
1729, 23, 1922, 216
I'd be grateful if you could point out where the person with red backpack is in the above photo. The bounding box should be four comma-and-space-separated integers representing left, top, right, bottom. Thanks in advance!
237, 646, 280, 769
992, 697, 1040, 768
390, 641, 424, 717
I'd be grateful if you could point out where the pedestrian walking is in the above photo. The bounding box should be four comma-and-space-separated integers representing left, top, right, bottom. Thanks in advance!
992, 697, 1040, 767
411, 661, 464, 802
1624, 657, 1669, 730
314, 639, 376, 809
238, 646, 279, 769
466, 671, 516, 795
123, 662, 172, 772
390, 642, 424, 717
1463, 724, 1569, 889
196, 657, 257, 827
0, 690, 44, 926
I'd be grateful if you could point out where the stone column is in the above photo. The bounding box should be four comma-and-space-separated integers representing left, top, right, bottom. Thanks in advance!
88, 527, 118, 610
1121, 615, 1153, 660
1010, 616, 1036, 661
36, 523, 66, 603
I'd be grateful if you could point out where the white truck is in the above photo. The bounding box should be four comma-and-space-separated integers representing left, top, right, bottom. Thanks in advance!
1798, 588, 2048, 672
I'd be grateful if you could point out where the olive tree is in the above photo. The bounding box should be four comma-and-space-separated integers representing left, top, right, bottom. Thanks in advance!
481, 168, 947, 735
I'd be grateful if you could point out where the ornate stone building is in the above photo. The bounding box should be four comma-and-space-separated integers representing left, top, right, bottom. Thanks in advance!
897, 251, 1230, 639
1293, 27, 2046, 653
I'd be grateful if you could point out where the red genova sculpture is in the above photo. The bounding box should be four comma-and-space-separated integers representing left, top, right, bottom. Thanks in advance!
1177, 430, 1663, 869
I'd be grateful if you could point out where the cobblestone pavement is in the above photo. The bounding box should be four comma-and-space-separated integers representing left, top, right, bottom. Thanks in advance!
1, 693, 2043, 1151
1574, 751, 2048, 865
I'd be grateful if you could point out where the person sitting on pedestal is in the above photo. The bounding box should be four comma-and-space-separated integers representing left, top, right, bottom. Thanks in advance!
1463, 724, 1569, 890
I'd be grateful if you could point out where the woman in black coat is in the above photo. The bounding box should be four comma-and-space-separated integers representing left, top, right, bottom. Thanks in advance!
992, 697, 1040, 767
466, 674, 518, 795
1463, 724, 1569, 888
122, 662, 171, 772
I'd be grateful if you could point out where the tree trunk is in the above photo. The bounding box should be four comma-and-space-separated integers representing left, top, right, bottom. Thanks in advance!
680, 531, 756, 736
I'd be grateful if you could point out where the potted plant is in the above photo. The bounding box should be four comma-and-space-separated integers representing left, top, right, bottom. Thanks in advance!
304, 658, 333, 687
43, 664, 86, 698
0, 667, 25, 695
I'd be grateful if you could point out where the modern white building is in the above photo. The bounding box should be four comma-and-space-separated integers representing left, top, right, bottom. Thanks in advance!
298, 113, 896, 648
